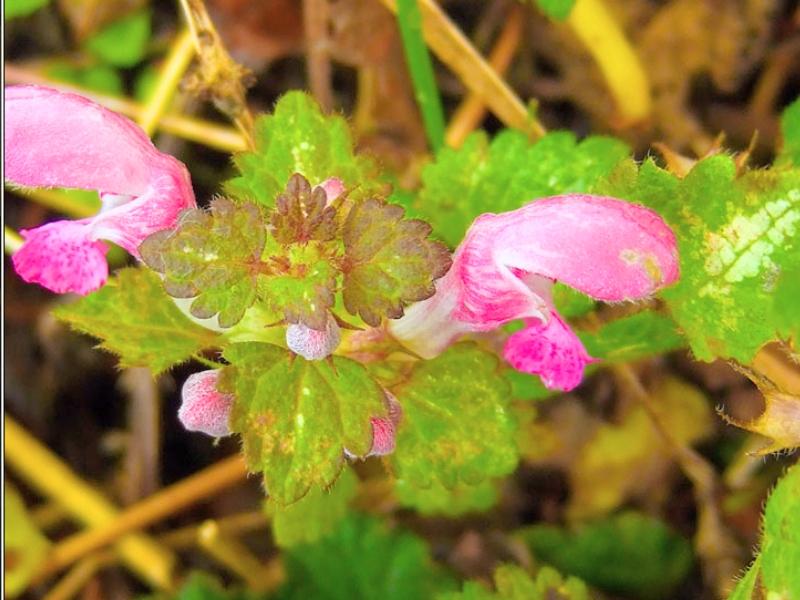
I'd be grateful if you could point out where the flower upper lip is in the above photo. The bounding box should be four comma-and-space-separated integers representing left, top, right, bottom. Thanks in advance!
6, 85, 196, 295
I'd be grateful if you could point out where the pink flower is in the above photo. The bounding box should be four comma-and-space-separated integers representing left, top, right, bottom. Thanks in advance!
179, 370, 234, 437
286, 313, 342, 360
5, 85, 196, 295
389, 195, 679, 391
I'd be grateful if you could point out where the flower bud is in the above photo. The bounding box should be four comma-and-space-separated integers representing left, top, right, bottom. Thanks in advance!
286, 314, 341, 360
345, 390, 403, 458
178, 370, 234, 437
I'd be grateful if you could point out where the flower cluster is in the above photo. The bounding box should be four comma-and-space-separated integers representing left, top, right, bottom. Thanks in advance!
6, 85, 680, 457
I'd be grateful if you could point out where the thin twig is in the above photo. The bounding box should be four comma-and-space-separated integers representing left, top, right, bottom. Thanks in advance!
446, 3, 525, 147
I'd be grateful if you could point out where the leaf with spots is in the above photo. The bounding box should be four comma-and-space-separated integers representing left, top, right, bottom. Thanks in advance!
220, 342, 387, 505
140, 198, 268, 329
271, 173, 339, 245
597, 155, 800, 362
53, 268, 219, 374
390, 343, 519, 488
225, 91, 382, 206
342, 198, 452, 327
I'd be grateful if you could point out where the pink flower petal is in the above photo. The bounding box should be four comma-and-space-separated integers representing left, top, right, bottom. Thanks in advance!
344, 390, 402, 458
12, 220, 109, 295
319, 177, 345, 204
178, 370, 234, 438
504, 313, 599, 392
6, 85, 164, 196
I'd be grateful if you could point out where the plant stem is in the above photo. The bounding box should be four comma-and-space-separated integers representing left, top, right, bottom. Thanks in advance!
378, 0, 545, 141
5, 64, 247, 153
40, 455, 249, 579
396, 0, 447, 153
565, 0, 652, 125
138, 28, 196, 137
5, 415, 178, 590
445, 3, 525, 147
4, 226, 24, 255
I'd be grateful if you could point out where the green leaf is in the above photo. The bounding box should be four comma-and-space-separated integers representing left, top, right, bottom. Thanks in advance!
275, 513, 456, 599
4, 484, 51, 598
226, 91, 382, 206
395, 478, 499, 517
579, 311, 685, 363
260, 243, 338, 330
271, 174, 339, 245
4, 0, 50, 19
266, 466, 358, 548
727, 464, 800, 598
140, 572, 267, 600
140, 199, 267, 329
390, 343, 519, 488
518, 512, 694, 599
530, 0, 578, 20
342, 198, 452, 327
53, 268, 219, 375
777, 96, 800, 166
417, 130, 630, 246
438, 565, 589, 600
599, 156, 800, 362
221, 342, 387, 505
83, 8, 151, 68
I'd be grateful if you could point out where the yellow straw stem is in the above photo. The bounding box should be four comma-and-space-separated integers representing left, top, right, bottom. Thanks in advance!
4, 64, 247, 153
378, 0, 546, 140
138, 29, 197, 137
4, 226, 24, 255
565, 0, 652, 126
41, 455, 249, 578
446, 4, 525, 147
5, 415, 178, 590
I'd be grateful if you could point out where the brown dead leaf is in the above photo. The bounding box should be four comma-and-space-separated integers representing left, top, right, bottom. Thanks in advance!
566, 376, 714, 520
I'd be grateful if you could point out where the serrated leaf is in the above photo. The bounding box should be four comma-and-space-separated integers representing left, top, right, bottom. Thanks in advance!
438, 565, 589, 600
390, 343, 518, 488
221, 342, 387, 505
140, 199, 267, 328
259, 243, 338, 330
342, 198, 452, 327
266, 467, 358, 548
777, 96, 800, 167
225, 91, 381, 206
518, 512, 694, 599
598, 156, 800, 362
416, 130, 630, 247
395, 478, 499, 517
4, 484, 51, 598
83, 8, 151, 68
726, 465, 799, 599
271, 173, 339, 245
53, 268, 219, 374
275, 513, 456, 599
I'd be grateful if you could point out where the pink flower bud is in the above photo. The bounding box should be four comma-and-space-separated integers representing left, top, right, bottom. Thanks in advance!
319, 177, 345, 204
345, 390, 403, 458
286, 314, 341, 360
178, 370, 234, 437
